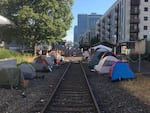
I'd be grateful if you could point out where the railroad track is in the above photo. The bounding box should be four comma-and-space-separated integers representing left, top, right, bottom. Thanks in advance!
40, 62, 100, 113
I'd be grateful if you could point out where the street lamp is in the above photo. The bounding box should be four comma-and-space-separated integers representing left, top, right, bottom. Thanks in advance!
114, 35, 117, 54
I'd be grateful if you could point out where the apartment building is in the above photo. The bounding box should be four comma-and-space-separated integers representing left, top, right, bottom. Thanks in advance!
96, 0, 150, 54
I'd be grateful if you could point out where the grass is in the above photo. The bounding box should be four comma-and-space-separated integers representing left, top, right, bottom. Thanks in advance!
0, 48, 34, 64
120, 74, 150, 105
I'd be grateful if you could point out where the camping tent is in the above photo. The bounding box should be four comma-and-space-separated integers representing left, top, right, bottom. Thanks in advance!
89, 45, 112, 69
0, 15, 13, 26
18, 63, 36, 80
45, 55, 55, 66
88, 49, 107, 69
0, 65, 23, 88
32, 55, 53, 72
109, 61, 135, 81
94, 55, 119, 74
101, 51, 118, 59
92, 44, 112, 52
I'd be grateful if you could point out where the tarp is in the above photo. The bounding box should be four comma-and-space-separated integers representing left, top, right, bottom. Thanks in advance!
0, 65, 23, 88
109, 61, 135, 81
94, 56, 119, 74
18, 63, 36, 80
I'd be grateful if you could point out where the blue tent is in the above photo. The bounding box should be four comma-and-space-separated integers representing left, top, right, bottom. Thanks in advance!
110, 61, 135, 81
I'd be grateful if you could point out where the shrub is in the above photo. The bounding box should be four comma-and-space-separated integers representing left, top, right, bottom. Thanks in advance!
129, 53, 139, 61
0, 48, 33, 64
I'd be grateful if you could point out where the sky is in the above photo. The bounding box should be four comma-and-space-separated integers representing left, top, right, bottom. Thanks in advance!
64, 0, 117, 42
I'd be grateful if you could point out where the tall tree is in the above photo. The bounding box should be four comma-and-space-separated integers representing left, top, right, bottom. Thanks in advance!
0, 0, 73, 55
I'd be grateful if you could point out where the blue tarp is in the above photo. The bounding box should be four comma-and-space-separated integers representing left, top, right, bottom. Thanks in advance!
111, 61, 135, 81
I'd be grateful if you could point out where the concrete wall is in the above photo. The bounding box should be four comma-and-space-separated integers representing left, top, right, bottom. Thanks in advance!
0, 59, 17, 67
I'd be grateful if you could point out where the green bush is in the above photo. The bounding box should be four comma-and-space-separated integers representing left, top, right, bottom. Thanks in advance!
0, 48, 30, 64
0, 48, 20, 59
129, 53, 139, 61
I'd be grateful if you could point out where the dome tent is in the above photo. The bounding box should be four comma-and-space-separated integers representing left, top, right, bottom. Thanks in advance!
89, 45, 112, 69
88, 49, 106, 69
18, 63, 36, 80
94, 55, 119, 74
0, 15, 12, 25
32, 55, 54, 72
109, 61, 135, 81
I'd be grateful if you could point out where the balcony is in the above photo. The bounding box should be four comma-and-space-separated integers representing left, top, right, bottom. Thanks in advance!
130, 28, 139, 33
97, 28, 100, 32
130, 9, 140, 15
131, 0, 140, 6
97, 23, 101, 27
115, 15, 118, 20
130, 36, 138, 41
107, 27, 110, 31
130, 18, 140, 23
107, 14, 111, 18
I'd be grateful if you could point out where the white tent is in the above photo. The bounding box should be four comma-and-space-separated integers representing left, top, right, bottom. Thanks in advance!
94, 56, 119, 74
92, 44, 112, 52
0, 15, 12, 25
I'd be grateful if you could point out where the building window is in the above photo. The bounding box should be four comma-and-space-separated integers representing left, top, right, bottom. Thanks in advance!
144, 16, 148, 21
144, 7, 148, 11
143, 35, 147, 39
144, 26, 148, 30
145, 0, 148, 2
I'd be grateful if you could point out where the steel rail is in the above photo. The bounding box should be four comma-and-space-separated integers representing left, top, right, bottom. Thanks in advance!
40, 62, 101, 113
80, 62, 101, 113
40, 62, 71, 113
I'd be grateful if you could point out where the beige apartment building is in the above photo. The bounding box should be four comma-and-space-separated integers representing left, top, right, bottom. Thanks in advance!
96, 0, 150, 54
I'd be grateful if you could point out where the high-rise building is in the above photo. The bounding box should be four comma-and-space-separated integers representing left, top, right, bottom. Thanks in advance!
74, 25, 78, 43
96, 0, 150, 54
74, 13, 102, 46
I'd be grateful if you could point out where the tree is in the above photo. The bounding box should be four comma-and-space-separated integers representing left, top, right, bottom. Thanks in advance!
90, 36, 100, 46
0, 0, 73, 55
